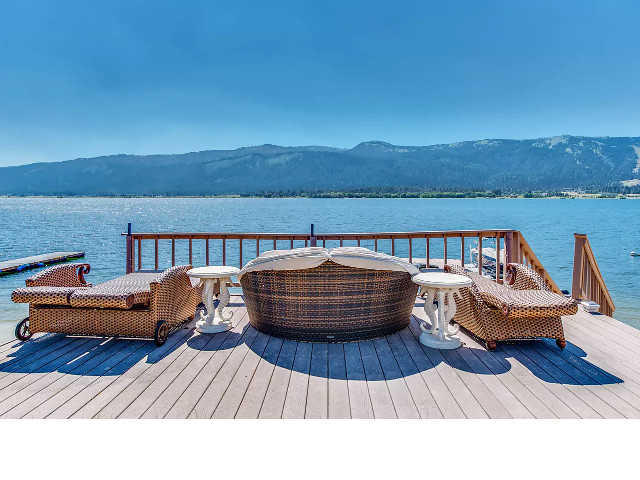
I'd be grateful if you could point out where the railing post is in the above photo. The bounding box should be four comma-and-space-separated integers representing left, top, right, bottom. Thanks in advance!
125, 223, 133, 274
310, 223, 317, 247
505, 231, 514, 266
572, 233, 586, 300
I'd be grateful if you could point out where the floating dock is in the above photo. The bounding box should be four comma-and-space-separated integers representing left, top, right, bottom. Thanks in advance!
0, 251, 85, 276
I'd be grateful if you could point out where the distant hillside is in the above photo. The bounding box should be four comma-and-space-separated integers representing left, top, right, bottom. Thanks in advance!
1, 136, 640, 195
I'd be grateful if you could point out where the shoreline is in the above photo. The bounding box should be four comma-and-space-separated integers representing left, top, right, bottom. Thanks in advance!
1, 194, 638, 200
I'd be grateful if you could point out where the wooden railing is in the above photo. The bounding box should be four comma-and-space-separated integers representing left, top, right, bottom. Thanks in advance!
510, 231, 562, 294
572, 233, 616, 316
123, 224, 565, 292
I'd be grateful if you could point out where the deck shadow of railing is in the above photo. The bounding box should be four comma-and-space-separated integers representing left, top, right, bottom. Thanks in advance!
0, 316, 624, 386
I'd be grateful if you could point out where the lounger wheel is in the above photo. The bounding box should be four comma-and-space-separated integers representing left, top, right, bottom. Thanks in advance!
556, 339, 567, 349
154, 321, 169, 346
15, 317, 32, 342
485, 340, 497, 351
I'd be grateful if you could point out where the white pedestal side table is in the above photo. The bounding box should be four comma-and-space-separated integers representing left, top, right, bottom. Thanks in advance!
187, 266, 240, 334
412, 272, 473, 349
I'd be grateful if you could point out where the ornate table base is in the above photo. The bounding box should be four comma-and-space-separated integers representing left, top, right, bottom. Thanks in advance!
412, 272, 472, 350
196, 276, 234, 334
419, 289, 461, 349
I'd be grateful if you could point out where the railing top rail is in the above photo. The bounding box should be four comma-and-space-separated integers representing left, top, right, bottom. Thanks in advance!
123, 228, 519, 238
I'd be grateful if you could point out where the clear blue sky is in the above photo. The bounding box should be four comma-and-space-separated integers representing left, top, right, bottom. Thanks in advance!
1, 0, 639, 166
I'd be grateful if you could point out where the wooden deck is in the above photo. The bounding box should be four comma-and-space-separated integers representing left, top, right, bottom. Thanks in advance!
1, 295, 639, 419
0, 251, 85, 275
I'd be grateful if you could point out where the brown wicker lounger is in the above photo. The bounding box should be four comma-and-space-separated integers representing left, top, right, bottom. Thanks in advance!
12, 263, 202, 346
240, 248, 420, 342
444, 263, 578, 350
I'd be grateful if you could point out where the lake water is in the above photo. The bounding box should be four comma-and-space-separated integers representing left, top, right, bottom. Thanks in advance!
1, 197, 638, 344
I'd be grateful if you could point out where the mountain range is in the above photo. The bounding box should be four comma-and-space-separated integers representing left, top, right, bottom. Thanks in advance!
1, 135, 640, 195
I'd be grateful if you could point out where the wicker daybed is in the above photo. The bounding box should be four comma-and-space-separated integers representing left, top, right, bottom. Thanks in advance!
239, 247, 420, 342
443, 263, 578, 350
12, 263, 202, 346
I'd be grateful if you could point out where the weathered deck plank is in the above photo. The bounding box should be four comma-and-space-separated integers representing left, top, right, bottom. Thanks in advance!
327, 343, 350, 419
372, 338, 419, 419
164, 308, 251, 419
343, 342, 374, 419
0, 339, 131, 418
258, 339, 297, 419
1, 295, 639, 419
281, 341, 312, 419
305, 343, 329, 419
235, 336, 284, 419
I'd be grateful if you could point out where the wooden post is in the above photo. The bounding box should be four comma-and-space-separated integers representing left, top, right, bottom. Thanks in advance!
460, 236, 465, 268
137, 237, 141, 271
206, 238, 209, 266
154, 236, 159, 270
239, 239, 243, 268
171, 238, 175, 266
572, 233, 587, 300
495, 233, 501, 282
408, 238, 412, 263
478, 236, 483, 275
188, 237, 193, 265
426, 236, 430, 268
505, 231, 514, 266
443, 236, 447, 267
125, 223, 133, 274
310, 224, 317, 247
223, 239, 226, 265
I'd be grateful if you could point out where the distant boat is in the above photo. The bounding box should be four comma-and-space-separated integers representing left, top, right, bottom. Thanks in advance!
631, 251, 640, 257
470, 238, 505, 276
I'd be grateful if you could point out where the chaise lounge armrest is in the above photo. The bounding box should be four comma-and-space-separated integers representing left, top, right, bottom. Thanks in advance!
25, 263, 92, 288
150, 265, 202, 317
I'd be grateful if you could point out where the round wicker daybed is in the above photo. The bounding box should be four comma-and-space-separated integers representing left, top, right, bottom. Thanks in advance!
239, 247, 420, 342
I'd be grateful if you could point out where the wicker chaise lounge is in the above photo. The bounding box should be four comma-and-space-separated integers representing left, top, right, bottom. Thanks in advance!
239, 247, 420, 342
443, 263, 578, 350
12, 263, 202, 346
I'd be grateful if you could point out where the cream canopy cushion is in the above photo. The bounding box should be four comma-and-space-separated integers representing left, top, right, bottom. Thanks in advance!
237, 246, 420, 280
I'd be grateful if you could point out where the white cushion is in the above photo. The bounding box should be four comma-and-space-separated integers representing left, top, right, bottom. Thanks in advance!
238, 246, 419, 280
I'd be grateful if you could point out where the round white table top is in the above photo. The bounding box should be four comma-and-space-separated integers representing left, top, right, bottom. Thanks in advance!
187, 266, 240, 279
412, 272, 473, 289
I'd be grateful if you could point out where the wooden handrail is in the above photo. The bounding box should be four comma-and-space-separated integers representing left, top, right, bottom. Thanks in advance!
512, 231, 562, 294
572, 233, 615, 316
123, 225, 568, 295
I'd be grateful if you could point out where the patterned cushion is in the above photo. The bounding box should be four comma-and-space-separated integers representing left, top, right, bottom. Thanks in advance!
12, 286, 82, 305
69, 272, 160, 309
446, 264, 577, 318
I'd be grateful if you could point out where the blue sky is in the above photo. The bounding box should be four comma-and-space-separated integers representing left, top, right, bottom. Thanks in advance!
1, 0, 639, 166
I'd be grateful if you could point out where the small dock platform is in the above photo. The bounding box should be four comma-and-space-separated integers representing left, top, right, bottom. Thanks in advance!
1, 295, 638, 419
0, 252, 85, 276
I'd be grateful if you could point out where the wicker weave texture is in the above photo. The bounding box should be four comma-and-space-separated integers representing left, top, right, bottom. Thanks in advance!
12, 286, 81, 305
69, 272, 159, 309
444, 263, 576, 344
21, 265, 202, 340
241, 260, 419, 342
25, 263, 91, 288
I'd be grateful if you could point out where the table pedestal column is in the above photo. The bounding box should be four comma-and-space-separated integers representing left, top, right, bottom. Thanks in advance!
196, 277, 234, 333
419, 288, 461, 349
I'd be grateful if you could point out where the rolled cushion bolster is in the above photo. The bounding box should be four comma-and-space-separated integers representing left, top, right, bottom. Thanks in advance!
69, 289, 149, 309
12, 286, 82, 305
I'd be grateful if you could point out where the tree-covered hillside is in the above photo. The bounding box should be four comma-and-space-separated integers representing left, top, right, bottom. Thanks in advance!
1, 136, 639, 195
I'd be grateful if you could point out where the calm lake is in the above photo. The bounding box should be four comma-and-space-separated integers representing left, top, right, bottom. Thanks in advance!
1, 197, 638, 344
